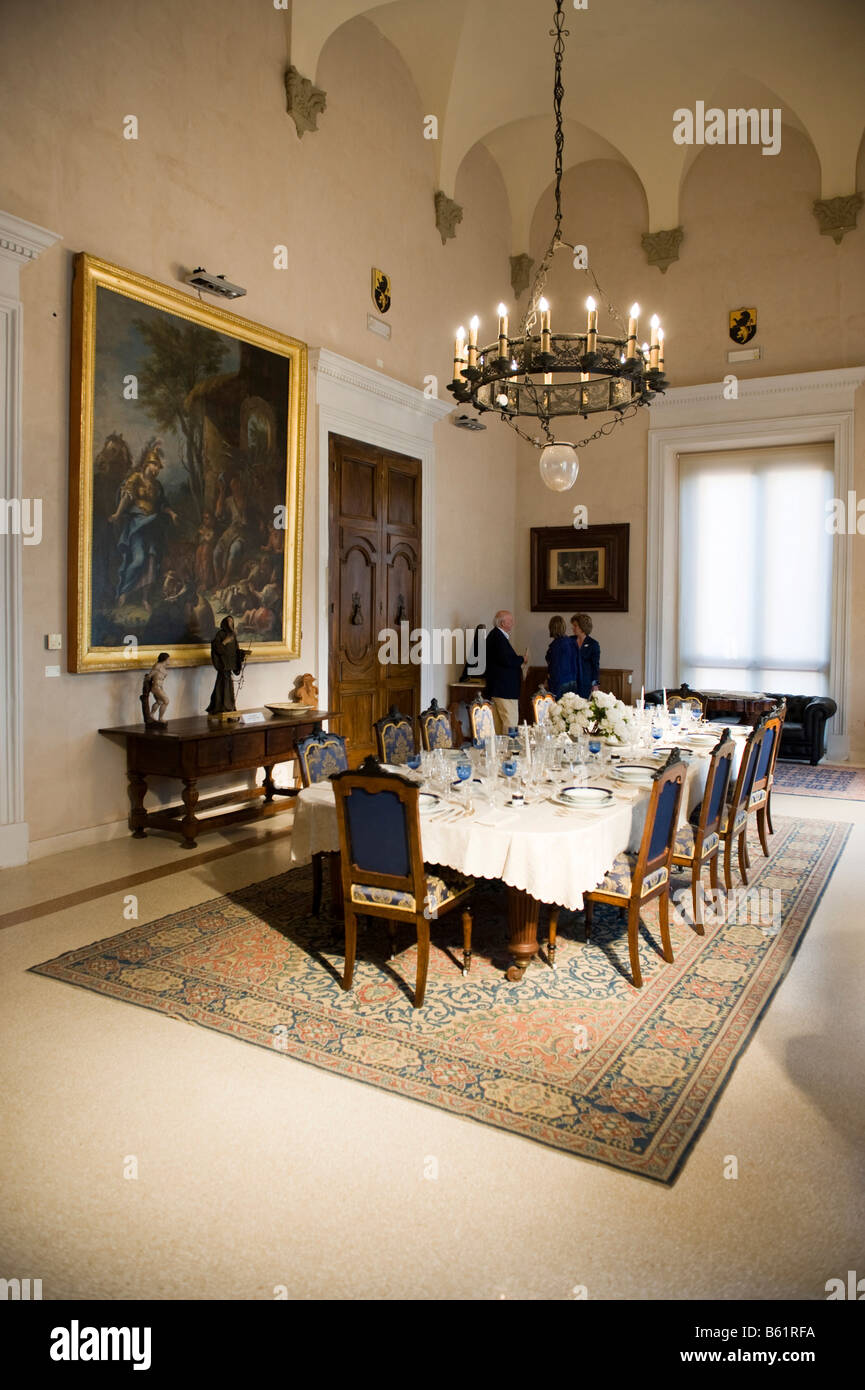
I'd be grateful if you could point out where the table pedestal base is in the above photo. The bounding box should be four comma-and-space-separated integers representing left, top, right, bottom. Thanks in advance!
506, 888, 543, 981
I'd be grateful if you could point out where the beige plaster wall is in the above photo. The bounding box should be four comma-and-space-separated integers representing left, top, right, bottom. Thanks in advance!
0, 1, 518, 845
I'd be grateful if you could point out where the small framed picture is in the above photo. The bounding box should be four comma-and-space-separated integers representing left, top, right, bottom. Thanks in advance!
530, 524, 629, 612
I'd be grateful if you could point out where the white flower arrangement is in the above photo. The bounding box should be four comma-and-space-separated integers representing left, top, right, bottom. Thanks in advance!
547, 690, 636, 743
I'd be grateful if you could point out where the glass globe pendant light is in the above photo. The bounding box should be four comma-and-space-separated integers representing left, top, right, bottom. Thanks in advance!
539, 440, 579, 491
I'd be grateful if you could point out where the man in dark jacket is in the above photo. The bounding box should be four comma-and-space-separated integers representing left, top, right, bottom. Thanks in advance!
484, 610, 526, 732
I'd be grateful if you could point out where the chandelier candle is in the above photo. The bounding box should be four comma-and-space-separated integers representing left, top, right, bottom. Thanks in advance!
626, 304, 639, 361
497, 304, 509, 362
467, 316, 480, 372
650, 315, 661, 371
539, 298, 552, 355
586, 297, 598, 356
453, 326, 466, 381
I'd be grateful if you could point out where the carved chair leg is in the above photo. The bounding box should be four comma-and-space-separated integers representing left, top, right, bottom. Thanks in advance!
627, 898, 643, 988
311, 853, 323, 916
547, 907, 558, 969
737, 830, 749, 886
692, 865, 705, 936
766, 789, 775, 836
414, 916, 431, 1008
387, 921, 398, 960
461, 908, 472, 976
584, 896, 594, 938
723, 834, 734, 891
342, 908, 358, 992
659, 889, 674, 963
757, 806, 770, 858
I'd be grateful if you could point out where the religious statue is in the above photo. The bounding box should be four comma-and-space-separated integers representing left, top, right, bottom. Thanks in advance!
206, 615, 249, 717
140, 652, 171, 726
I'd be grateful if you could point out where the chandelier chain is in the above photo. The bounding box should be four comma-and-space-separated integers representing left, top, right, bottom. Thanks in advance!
501, 403, 641, 453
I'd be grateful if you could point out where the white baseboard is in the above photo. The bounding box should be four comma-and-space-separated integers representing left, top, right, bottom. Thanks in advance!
28, 816, 132, 861
0, 820, 29, 868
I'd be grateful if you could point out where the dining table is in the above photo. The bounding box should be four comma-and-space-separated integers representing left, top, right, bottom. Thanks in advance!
288, 726, 749, 982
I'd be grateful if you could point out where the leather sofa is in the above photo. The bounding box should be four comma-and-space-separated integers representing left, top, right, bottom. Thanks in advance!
764, 693, 837, 765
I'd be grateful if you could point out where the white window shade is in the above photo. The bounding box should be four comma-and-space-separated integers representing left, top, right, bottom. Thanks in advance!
678, 444, 834, 696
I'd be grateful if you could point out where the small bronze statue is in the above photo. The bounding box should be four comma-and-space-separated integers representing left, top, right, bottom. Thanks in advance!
141, 652, 171, 726
207, 616, 250, 717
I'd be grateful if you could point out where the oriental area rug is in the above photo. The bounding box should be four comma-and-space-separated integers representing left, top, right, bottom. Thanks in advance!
31, 815, 848, 1184
774, 761, 865, 801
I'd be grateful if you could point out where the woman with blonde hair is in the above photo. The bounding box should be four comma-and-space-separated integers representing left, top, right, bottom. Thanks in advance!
545, 615, 578, 697
571, 612, 601, 697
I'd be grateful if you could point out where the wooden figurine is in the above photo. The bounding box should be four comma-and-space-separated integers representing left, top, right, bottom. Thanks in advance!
141, 652, 171, 726
207, 616, 250, 718
291, 673, 318, 706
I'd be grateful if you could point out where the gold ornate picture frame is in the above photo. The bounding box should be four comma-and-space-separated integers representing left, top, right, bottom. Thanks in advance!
68, 254, 307, 672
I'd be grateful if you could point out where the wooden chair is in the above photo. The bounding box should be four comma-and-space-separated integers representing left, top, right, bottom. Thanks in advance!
717, 715, 772, 889
745, 705, 785, 856
671, 729, 735, 931
468, 693, 495, 745
331, 757, 473, 1008
668, 692, 705, 718
296, 730, 349, 916
418, 698, 453, 751
581, 750, 687, 988
764, 699, 786, 836
531, 686, 557, 725
373, 705, 415, 764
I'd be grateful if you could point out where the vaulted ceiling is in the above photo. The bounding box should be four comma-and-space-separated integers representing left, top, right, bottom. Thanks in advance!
289, 0, 865, 249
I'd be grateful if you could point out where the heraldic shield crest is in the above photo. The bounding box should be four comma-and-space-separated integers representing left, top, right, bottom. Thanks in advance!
372, 268, 391, 315
729, 307, 757, 344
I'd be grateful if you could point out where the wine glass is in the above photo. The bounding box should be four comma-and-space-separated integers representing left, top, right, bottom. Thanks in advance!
407, 753, 422, 774
455, 757, 472, 802
588, 737, 601, 765
502, 756, 517, 803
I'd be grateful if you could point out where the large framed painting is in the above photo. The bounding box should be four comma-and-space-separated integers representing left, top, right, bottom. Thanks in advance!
530, 523, 629, 612
68, 254, 307, 671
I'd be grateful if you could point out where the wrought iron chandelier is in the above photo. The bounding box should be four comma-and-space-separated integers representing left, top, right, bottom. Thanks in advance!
447, 0, 668, 491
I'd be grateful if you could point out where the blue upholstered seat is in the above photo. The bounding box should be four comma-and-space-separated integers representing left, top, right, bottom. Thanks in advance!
350, 867, 473, 915
673, 824, 720, 861
593, 851, 669, 899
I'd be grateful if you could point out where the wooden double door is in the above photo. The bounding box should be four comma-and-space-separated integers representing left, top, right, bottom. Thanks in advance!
328, 435, 421, 762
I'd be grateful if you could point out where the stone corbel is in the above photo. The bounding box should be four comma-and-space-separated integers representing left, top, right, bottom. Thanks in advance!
434, 191, 463, 244
284, 65, 327, 138
641, 226, 684, 273
812, 193, 862, 244
509, 253, 534, 299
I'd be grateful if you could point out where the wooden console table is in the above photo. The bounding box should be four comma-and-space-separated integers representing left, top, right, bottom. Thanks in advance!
99, 709, 336, 848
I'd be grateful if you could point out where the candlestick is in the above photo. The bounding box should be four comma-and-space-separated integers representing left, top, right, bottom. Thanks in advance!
626, 302, 639, 361
454, 326, 466, 380
468, 314, 480, 370
662, 686, 667, 710
586, 296, 598, 355
650, 315, 660, 370
497, 303, 509, 360
539, 297, 551, 354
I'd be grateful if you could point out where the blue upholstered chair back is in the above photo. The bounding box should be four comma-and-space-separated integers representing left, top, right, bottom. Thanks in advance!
343, 786, 410, 876
647, 778, 682, 862
374, 709, 415, 765
469, 696, 495, 743
297, 731, 348, 787
668, 694, 704, 717
702, 736, 735, 836
419, 700, 453, 751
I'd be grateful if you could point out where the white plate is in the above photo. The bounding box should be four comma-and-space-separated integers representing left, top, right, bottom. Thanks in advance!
615, 765, 655, 784
418, 793, 440, 814
557, 786, 614, 807
687, 733, 718, 747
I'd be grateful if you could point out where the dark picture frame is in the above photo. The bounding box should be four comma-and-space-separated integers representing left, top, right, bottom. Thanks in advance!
530, 523, 629, 612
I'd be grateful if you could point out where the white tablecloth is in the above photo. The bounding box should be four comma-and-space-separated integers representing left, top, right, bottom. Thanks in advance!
287, 734, 747, 914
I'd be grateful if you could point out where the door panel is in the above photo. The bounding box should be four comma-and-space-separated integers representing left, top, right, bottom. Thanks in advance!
329, 435, 421, 762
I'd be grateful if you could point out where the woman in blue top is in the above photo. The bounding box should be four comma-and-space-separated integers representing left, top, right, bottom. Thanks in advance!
545, 615, 578, 697
571, 612, 601, 698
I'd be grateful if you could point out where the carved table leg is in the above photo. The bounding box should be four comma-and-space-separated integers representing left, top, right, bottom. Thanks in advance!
262, 763, 276, 802
128, 772, 148, 837
181, 778, 199, 849
506, 888, 542, 981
